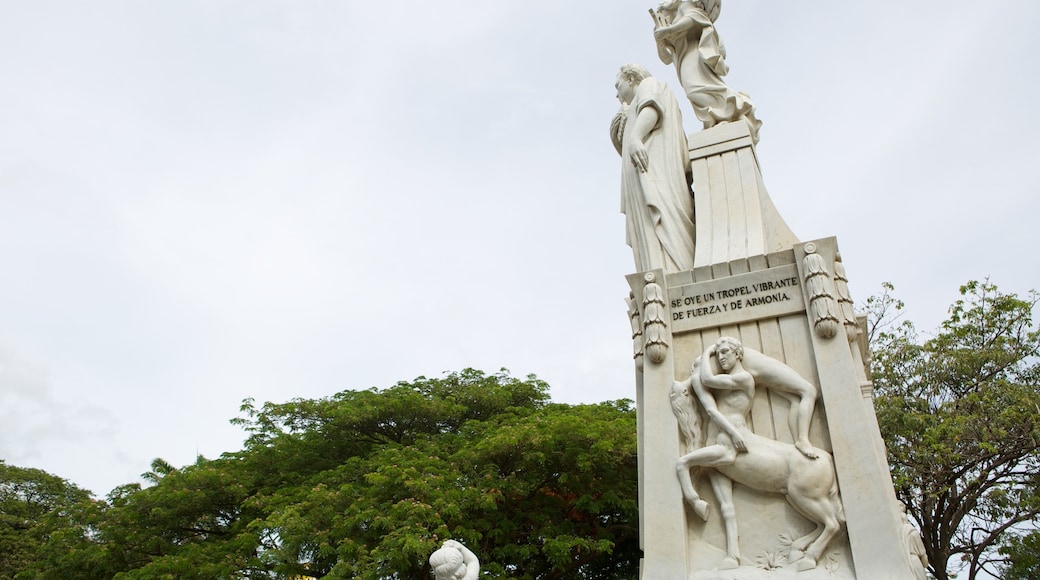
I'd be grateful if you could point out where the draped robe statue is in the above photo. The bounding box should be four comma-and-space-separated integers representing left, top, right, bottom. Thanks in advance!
652, 0, 762, 143
612, 64, 695, 273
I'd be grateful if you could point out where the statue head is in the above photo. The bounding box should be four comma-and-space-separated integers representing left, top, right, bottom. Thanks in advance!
429, 546, 467, 580
715, 337, 744, 371
615, 64, 652, 105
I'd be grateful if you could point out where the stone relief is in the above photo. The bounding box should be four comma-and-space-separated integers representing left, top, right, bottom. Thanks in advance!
674, 339, 820, 459
429, 540, 479, 580
626, 292, 645, 371
802, 244, 841, 340
613, 64, 696, 274
651, 0, 762, 143
833, 253, 858, 341
671, 337, 844, 571
641, 273, 670, 364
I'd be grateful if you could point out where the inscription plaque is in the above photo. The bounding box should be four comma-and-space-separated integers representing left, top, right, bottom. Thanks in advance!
669, 264, 805, 333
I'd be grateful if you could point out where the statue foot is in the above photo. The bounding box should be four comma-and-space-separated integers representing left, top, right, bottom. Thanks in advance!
687, 498, 710, 521
795, 557, 818, 572
795, 441, 819, 460
719, 556, 739, 570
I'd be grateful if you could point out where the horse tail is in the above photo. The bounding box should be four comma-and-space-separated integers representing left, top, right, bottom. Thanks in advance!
670, 380, 701, 454
830, 480, 847, 525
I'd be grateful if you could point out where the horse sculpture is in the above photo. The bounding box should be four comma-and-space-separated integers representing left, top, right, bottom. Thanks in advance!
670, 338, 845, 571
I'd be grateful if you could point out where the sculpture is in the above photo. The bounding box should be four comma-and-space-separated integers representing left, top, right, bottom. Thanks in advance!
612, 64, 695, 274
674, 342, 820, 459
651, 1, 762, 143
671, 337, 844, 571
899, 503, 929, 580
429, 540, 479, 580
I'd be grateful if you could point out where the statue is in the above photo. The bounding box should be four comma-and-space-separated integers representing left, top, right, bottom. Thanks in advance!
671, 337, 844, 571
612, 64, 695, 274
899, 503, 929, 580
651, 1, 762, 143
429, 540, 479, 580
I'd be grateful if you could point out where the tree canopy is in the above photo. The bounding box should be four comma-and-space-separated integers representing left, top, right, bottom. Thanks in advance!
14, 369, 639, 579
0, 461, 91, 580
868, 280, 1040, 580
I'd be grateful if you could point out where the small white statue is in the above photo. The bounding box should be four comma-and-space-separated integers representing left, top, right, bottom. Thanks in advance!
899, 503, 929, 580
429, 539, 479, 580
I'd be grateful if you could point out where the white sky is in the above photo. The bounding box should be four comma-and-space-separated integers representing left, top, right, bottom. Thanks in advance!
1, 1, 1038, 500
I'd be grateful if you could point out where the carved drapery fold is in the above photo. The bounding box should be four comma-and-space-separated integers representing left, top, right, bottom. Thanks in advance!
802, 243, 841, 339
641, 273, 669, 364
833, 253, 859, 342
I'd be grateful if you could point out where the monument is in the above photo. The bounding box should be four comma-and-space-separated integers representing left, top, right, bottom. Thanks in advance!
614, 2, 921, 578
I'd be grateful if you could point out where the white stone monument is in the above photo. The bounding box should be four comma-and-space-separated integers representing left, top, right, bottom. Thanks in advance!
614, 2, 920, 578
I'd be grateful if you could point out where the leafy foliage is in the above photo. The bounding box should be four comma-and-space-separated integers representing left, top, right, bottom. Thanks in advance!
1000, 530, 1040, 579
868, 281, 1040, 580
17, 369, 638, 579
0, 461, 90, 580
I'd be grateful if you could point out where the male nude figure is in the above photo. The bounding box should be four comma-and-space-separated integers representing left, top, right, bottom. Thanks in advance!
675, 339, 820, 458
675, 337, 756, 568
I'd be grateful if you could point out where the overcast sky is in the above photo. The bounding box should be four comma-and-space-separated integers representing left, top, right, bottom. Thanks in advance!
2, 1, 1038, 497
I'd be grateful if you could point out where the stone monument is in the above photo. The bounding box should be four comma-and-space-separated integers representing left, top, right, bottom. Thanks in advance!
614, 2, 922, 578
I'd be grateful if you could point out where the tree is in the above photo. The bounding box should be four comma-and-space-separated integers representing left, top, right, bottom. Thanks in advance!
0, 461, 91, 579
22, 369, 639, 579
1000, 530, 1040, 579
867, 280, 1040, 580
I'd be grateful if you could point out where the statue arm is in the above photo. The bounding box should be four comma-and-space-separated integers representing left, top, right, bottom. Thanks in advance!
653, 8, 697, 44
628, 103, 660, 173
442, 541, 480, 579
656, 41, 674, 65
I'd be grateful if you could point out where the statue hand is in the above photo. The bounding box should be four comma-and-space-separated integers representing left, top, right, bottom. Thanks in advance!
629, 141, 649, 173
730, 431, 748, 453
653, 26, 673, 41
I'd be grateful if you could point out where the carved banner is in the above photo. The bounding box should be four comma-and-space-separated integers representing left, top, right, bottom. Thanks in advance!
668, 264, 805, 333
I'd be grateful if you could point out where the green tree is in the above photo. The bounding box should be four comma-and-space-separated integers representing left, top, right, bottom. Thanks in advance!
23, 369, 638, 579
0, 461, 91, 579
868, 281, 1040, 580
1001, 530, 1040, 579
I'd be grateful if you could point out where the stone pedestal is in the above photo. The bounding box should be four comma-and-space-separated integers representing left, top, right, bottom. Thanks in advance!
688, 121, 797, 268
629, 123, 915, 579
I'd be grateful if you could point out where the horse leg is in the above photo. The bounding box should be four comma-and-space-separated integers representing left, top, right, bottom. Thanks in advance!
708, 472, 740, 569
789, 522, 822, 562
675, 458, 710, 520
676, 444, 733, 521
785, 492, 843, 571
